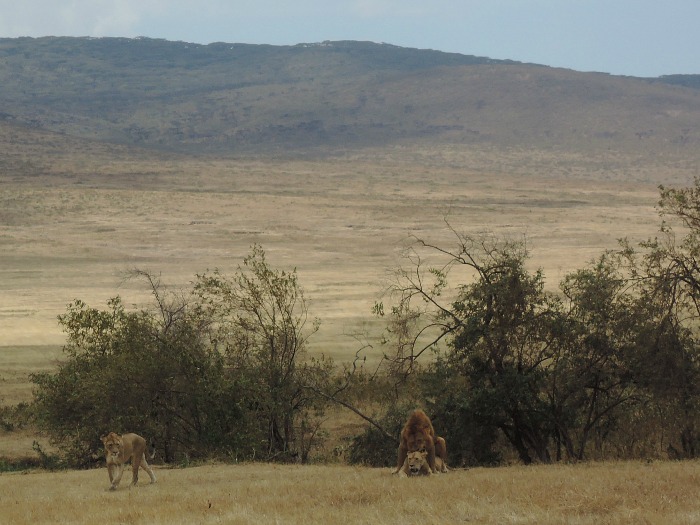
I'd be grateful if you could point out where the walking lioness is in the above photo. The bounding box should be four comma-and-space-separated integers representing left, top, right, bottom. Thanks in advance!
101, 432, 156, 491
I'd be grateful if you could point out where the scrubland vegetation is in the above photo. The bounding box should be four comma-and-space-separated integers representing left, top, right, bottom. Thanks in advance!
5, 177, 697, 468
1, 150, 699, 523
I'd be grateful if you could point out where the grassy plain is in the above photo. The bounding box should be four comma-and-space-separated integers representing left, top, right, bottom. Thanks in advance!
1, 142, 699, 523
0, 143, 691, 397
1, 144, 686, 354
1, 460, 699, 524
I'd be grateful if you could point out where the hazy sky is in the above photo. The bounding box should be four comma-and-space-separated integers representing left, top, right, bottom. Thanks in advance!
0, 1, 697, 77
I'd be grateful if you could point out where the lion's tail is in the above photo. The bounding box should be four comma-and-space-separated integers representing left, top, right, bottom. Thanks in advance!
148, 439, 157, 460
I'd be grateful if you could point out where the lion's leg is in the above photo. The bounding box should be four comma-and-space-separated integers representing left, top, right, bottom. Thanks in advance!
427, 441, 437, 473
397, 457, 408, 478
435, 437, 449, 472
393, 444, 407, 474
111, 463, 125, 490
131, 456, 141, 486
434, 457, 448, 474
107, 463, 115, 484
140, 454, 157, 484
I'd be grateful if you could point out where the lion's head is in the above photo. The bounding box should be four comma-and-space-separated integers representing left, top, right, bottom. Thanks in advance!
101, 432, 123, 460
406, 450, 428, 475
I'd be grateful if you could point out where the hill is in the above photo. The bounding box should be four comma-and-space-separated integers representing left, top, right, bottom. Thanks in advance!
1, 36, 699, 157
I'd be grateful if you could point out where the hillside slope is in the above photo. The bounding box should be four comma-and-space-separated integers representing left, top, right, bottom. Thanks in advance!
1, 37, 699, 157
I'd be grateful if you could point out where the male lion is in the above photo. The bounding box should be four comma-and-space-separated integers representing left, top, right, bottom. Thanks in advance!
101, 432, 156, 491
393, 409, 448, 475
434, 436, 449, 472
398, 450, 447, 477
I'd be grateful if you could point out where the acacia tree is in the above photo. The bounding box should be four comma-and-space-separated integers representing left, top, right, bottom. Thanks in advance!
31, 282, 244, 466
378, 229, 662, 464
379, 230, 567, 464
32, 248, 331, 466
611, 181, 700, 458
31, 297, 143, 466
556, 253, 642, 460
193, 245, 329, 461
376, 179, 700, 463
440, 235, 566, 464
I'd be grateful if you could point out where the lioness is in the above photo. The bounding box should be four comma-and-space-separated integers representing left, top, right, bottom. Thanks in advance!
398, 450, 447, 477
101, 432, 156, 491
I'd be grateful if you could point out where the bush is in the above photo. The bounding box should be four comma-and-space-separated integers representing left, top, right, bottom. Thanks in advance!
420, 360, 502, 467
347, 403, 409, 467
31, 248, 333, 467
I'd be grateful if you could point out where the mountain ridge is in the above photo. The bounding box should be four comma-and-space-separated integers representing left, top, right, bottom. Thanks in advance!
1, 36, 699, 157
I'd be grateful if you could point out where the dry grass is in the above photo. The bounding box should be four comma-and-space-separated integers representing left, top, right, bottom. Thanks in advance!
0, 345, 61, 405
1, 460, 698, 524
0, 147, 675, 355
0, 145, 690, 457
1, 144, 699, 523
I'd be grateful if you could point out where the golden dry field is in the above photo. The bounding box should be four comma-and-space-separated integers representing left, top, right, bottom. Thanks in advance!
1, 144, 691, 356
1, 460, 699, 524
0, 143, 691, 441
0, 143, 695, 403
2, 142, 700, 523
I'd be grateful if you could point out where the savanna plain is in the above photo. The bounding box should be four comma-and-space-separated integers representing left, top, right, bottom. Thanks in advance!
2, 460, 699, 525
1, 142, 699, 524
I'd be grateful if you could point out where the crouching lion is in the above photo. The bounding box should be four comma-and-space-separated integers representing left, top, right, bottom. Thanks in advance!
101, 432, 156, 491
393, 409, 448, 475
398, 450, 447, 477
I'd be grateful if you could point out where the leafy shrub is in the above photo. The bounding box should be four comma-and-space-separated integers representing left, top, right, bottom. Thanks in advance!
31, 247, 332, 467
347, 403, 409, 467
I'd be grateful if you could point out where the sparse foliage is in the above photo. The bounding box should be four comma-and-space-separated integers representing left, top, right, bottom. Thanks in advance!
193, 245, 328, 462
32, 246, 332, 466
376, 209, 700, 464
347, 402, 412, 467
